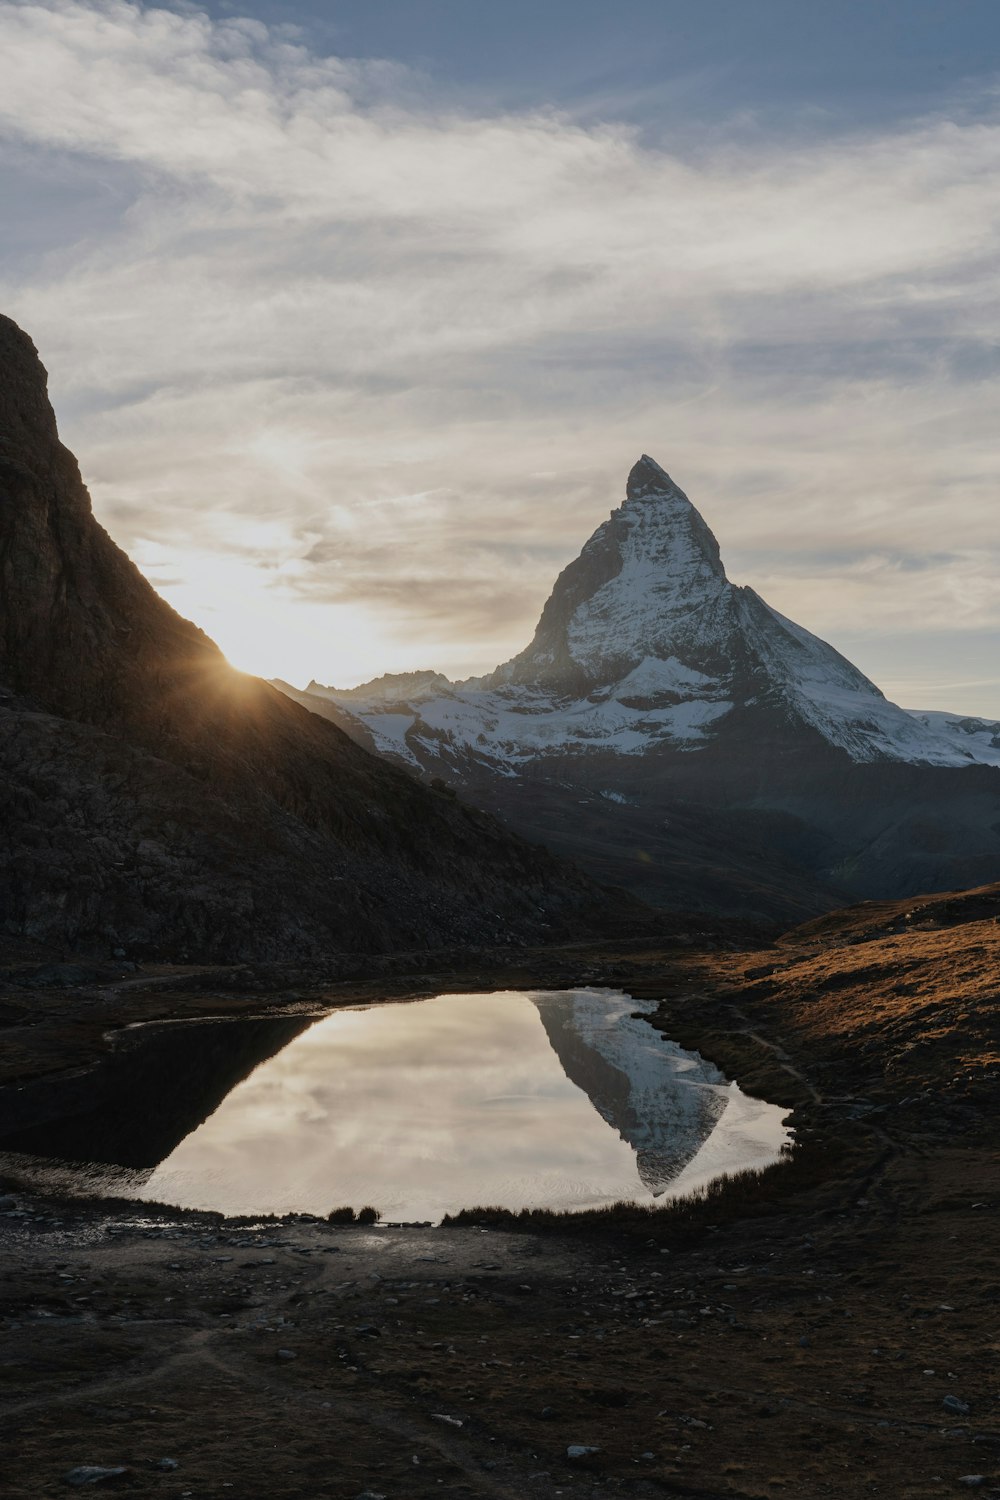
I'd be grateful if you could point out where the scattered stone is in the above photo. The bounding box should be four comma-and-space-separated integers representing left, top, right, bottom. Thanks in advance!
431, 1413, 464, 1428
567, 1445, 601, 1462
62, 1467, 129, 1487
943, 1396, 971, 1416
276, 1348, 298, 1361
152, 1459, 179, 1472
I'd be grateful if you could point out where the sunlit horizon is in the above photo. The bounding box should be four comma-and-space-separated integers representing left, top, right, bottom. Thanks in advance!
5, 0, 999, 717
142, 535, 1000, 719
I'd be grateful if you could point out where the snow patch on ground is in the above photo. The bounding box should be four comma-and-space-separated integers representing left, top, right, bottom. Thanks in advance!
904, 710, 1000, 768
344, 680, 733, 764
615, 655, 719, 698
363, 712, 421, 767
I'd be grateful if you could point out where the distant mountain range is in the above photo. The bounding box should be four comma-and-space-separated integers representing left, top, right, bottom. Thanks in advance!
0, 315, 630, 961
281, 456, 1000, 921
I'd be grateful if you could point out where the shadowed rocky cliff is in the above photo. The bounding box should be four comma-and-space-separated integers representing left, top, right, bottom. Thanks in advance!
0, 315, 635, 960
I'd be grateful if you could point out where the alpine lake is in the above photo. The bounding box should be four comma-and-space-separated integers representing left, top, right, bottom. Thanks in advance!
0, 989, 790, 1223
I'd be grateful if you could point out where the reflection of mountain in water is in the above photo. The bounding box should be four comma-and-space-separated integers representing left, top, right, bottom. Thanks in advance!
0, 1016, 310, 1173
530, 991, 729, 1194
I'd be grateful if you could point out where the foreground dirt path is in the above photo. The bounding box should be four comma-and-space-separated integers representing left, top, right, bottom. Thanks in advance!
2, 1136, 998, 1500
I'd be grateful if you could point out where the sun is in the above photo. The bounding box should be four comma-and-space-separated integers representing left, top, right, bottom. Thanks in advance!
132, 544, 389, 688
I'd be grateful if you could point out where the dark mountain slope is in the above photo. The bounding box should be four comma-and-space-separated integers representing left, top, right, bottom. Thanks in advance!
0, 315, 630, 959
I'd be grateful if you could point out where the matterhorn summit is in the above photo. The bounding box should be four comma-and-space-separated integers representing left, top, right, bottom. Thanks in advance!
303, 456, 993, 770
285, 457, 1000, 919
494, 455, 730, 693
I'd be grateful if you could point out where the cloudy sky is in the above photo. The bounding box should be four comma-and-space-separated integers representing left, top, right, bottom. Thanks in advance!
1, 1, 998, 711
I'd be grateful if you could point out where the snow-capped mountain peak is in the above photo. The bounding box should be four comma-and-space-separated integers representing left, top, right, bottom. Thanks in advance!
293, 457, 998, 773
626, 452, 675, 496
492, 455, 727, 694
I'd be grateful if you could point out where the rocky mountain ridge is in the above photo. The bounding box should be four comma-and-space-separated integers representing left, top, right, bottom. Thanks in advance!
0, 314, 630, 960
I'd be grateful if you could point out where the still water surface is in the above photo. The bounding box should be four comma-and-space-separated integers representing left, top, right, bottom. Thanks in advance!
1, 989, 790, 1221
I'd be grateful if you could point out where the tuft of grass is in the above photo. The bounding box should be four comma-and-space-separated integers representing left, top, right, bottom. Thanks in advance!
441, 1132, 857, 1241
326, 1204, 381, 1224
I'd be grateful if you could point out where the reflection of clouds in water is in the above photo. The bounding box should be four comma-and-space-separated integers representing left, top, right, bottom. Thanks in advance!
142, 991, 789, 1220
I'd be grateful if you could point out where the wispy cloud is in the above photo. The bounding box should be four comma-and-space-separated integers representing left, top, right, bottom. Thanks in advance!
0, 0, 998, 706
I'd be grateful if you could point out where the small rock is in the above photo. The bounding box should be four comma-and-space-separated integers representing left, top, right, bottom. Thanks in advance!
957, 1480, 986, 1490
567, 1445, 601, 1461
276, 1348, 297, 1361
63, 1468, 129, 1487
943, 1395, 971, 1416
153, 1459, 178, 1472
431, 1413, 463, 1428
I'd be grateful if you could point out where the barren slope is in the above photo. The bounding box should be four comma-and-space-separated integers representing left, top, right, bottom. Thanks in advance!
0, 316, 631, 959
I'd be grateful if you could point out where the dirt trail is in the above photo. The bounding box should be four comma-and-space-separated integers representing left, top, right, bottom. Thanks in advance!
2, 1162, 998, 1500
726, 1007, 825, 1106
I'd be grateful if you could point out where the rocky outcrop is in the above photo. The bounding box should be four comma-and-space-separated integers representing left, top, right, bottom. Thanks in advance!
0, 315, 633, 959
